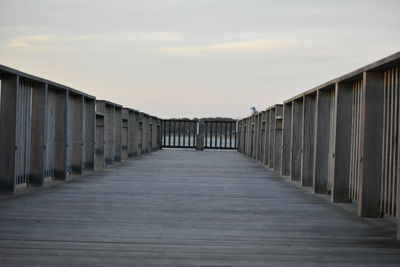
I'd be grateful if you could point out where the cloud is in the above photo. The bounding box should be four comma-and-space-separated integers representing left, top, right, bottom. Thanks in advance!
153, 39, 304, 54
4, 34, 96, 48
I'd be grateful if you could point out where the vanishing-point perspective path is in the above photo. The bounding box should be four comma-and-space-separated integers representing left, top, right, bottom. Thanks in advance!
1, 149, 400, 266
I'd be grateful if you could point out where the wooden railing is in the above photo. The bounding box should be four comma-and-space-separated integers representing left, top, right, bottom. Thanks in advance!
237, 51, 400, 240
0, 65, 162, 195
161, 119, 238, 150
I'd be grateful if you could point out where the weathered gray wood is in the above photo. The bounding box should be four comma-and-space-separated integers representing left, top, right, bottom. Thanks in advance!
95, 113, 105, 168
114, 107, 123, 162
264, 111, 270, 165
331, 82, 353, 202
69, 94, 84, 175
127, 109, 135, 158
291, 100, 303, 181
0, 74, 18, 194
83, 98, 95, 171
29, 82, 47, 186
358, 71, 385, 217
301, 95, 316, 187
268, 109, 276, 168
53, 89, 68, 180
281, 103, 292, 176
274, 105, 283, 172
314, 89, 334, 194
1, 149, 400, 266
121, 109, 129, 161
133, 111, 141, 157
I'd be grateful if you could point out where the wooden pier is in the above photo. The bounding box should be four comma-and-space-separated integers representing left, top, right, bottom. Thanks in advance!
1, 52, 400, 265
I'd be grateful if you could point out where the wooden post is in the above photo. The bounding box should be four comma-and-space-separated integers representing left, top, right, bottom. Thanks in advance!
281, 102, 292, 176
95, 112, 105, 168
138, 113, 144, 156
29, 82, 47, 186
122, 109, 130, 160
331, 82, 353, 202
269, 108, 276, 168
0, 74, 18, 194
69, 94, 84, 175
274, 105, 283, 172
127, 109, 135, 158
358, 71, 384, 217
133, 111, 140, 157
53, 89, 68, 180
114, 106, 123, 162
301, 94, 316, 187
83, 97, 95, 171
314, 88, 335, 194
291, 100, 303, 181
263, 110, 269, 165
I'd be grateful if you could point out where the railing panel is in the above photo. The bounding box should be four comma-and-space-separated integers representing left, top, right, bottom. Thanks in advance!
274, 106, 283, 172
381, 67, 399, 217
349, 80, 363, 202
204, 121, 237, 150
114, 107, 123, 161
291, 100, 303, 181
162, 120, 197, 148
83, 98, 95, 171
122, 111, 129, 160
95, 113, 105, 168
15, 79, 33, 185
162, 120, 237, 149
0, 74, 18, 193
281, 103, 292, 176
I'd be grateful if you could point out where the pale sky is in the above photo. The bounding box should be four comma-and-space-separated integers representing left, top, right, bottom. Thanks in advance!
0, 0, 399, 119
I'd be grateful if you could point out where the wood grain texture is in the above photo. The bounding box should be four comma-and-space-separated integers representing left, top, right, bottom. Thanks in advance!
1, 149, 400, 266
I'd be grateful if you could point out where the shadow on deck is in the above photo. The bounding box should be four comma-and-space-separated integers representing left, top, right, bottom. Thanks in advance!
1, 149, 400, 266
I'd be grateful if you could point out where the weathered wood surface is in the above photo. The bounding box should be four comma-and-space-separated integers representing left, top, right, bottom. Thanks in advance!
1, 149, 400, 266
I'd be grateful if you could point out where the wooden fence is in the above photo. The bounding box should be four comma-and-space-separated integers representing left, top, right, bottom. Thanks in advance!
237, 52, 400, 240
0, 65, 162, 195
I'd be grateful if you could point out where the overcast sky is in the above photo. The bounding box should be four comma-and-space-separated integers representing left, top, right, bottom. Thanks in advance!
0, 0, 399, 119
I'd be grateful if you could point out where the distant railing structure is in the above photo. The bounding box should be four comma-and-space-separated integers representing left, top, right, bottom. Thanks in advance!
161, 119, 238, 150
162, 119, 197, 148
237, 52, 400, 240
0, 65, 162, 195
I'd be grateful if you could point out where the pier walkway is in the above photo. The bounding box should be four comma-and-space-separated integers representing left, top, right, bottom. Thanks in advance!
1, 149, 400, 266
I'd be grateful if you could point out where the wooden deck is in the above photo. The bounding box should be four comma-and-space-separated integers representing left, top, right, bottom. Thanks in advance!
1, 149, 400, 266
